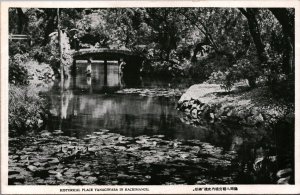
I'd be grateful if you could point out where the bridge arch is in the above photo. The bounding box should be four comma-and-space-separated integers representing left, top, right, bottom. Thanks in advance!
71, 48, 144, 84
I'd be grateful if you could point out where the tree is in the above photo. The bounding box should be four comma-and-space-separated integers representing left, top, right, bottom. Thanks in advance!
269, 8, 294, 74
239, 8, 267, 65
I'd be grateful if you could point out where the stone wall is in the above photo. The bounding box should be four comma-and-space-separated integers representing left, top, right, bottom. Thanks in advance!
177, 84, 292, 128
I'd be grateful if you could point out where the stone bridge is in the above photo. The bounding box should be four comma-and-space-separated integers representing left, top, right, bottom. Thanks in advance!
71, 48, 144, 83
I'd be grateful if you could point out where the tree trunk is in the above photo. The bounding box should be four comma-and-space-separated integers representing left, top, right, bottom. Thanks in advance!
269, 8, 294, 74
16, 8, 28, 34
239, 8, 268, 88
43, 9, 57, 45
57, 8, 64, 83
239, 8, 267, 64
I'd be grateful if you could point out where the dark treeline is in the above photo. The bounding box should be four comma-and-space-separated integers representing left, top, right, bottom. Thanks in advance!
9, 8, 294, 91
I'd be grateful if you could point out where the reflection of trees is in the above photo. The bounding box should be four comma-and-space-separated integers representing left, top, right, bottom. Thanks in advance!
59, 78, 73, 129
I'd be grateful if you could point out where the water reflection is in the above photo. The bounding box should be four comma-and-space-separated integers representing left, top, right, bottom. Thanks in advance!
73, 61, 122, 93
46, 61, 198, 140
44, 61, 283, 151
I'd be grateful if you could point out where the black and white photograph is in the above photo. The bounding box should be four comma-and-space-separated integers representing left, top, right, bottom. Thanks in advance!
1, 1, 299, 194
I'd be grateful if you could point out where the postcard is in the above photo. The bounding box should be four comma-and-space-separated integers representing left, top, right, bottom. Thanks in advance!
1, 0, 299, 194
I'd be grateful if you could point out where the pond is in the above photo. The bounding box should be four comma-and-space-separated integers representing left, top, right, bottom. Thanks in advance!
43, 61, 217, 141
23, 60, 292, 185
42, 61, 246, 151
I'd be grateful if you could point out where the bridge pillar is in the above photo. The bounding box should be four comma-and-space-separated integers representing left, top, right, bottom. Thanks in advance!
104, 59, 108, 85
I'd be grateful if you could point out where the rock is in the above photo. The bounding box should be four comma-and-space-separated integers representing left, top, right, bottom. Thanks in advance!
253, 157, 264, 171
250, 107, 260, 116
255, 114, 264, 123
247, 113, 264, 125
191, 108, 198, 119
184, 108, 191, 115
178, 93, 191, 104
226, 109, 233, 117
237, 110, 247, 119
247, 116, 258, 126
37, 119, 43, 127
277, 176, 290, 184
199, 104, 209, 111
209, 113, 215, 120
222, 107, 231, 115
277, 168, 292, 178
191, 103, 198, 109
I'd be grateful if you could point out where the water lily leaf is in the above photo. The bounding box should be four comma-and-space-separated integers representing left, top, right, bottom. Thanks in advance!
94, 131, 104, 135
67, 179, 77, 184
45, 179, 57, 185
114, 146, 126, 151
76, 176, 85, 181
48, 158, 60, 164
53, 130, 63, 135
27, 165, 38, 172
55, 173, 64, 181
79, 171, 92, 176
9, 174, 25, 183
145, 175, 151, 179
48, 170, 58, 175
40, 132, 52, 137
87, 176, 97, 183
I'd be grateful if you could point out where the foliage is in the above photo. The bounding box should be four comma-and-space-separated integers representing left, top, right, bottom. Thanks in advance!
9, 41, 30, 56
208, 70, 236, 91
9, 85, 46, 136
8, 7, 295, 88
9, 54, 30, 85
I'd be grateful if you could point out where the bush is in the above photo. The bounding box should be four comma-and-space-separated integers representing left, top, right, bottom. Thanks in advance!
208, 70, 237, 91
9, 54, 30, 85
189, 53, 232, 84
234, 59, 261, 88
207, 59, 262, 91
9, 41, 30, 56
9, 85, 47, 136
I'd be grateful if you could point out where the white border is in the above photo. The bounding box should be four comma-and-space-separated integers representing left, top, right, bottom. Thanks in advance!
1, 1, 300, 194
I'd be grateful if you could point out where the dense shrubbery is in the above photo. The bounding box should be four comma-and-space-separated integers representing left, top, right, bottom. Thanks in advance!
9, 42, 54, 136
143, 60, 188, 77
207, 59, 261, 91
9, 85, 47, 136
9, 53, 30, 85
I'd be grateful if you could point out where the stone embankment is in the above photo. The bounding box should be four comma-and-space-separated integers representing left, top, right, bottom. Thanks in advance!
177, 83, 293, 127
177, 83, 294, 184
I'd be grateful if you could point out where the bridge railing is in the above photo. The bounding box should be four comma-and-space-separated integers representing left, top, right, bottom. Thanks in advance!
9, 34, 32, 45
